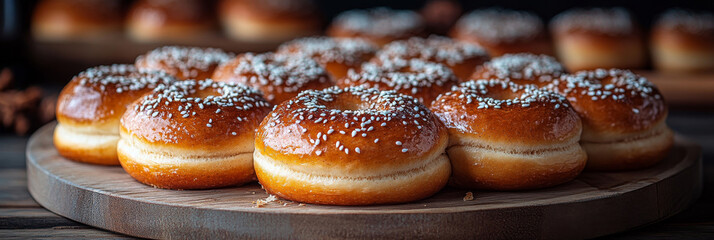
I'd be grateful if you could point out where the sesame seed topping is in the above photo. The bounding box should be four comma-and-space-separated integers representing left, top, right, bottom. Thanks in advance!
454, 8, 544, 43
332, 8, 424, 37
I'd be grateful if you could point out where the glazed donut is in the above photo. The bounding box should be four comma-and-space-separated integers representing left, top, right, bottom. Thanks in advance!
550, 8, 647, 72
118, 80, 272, 189
277, 37, 378, 80
471, 53, 565, 87
450, 8, 553, 57
55, 64, 176, 165
211, 52, 333, 105
219, 0, 320, 42
327, 8, 425, 46
135, 46, 233, 80
126, 0, 216, 42
651, 9, 714, 73
339, 58, 458, 107
546, 69, 673, 171
374, 36, 490, 81
430, 80, 586, 190
254, 87, 450, 205
32, 0, 122, 41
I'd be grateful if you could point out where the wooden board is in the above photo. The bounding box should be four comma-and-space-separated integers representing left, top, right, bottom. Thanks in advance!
26, 122, 702, 240
638, 71, 714, 107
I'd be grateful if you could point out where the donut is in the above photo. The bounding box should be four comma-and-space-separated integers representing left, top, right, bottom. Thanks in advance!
254, 87, 451, 205
550, 8, 647, 72
219, 0, 320, 42
545, 69, 673, 171
127, 0, 216, 42
430, 80, 586, 190
374, 36, 490, 81
651, 9, 714, 73
211, 52, 333, 105
327, 8, 425, 46
118, 80, 272, 189
32, 0, 122, 41
450, 8, 553, 57
54, 64, 176, 165
339, 58, 458, 107
471, 53, 565, 87
135, 46, 233, 81
277, 37, 378, 80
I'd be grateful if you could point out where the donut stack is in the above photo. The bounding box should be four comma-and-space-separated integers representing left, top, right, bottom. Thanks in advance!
55, 34, 672, 205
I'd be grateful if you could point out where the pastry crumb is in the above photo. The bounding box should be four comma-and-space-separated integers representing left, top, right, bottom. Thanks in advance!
253, 194, 279, 208
463, 192, 474, 201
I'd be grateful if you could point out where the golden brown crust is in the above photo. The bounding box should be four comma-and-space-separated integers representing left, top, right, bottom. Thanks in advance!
431, 80, 586, 190
32, 0, 122, 40
54, 65, 176, 165
546, 69, 667, 135
135, 46, 233, 81
212, 53, 333, 105
120, 80, 271, 149
118, 146, 255, 189
550, 8, 646, 71
339, 58, 458, 107
277, 37, 378, 80
327, 8, 425, 46
470, 53, 565, 87
545, 69, 673, 171
650, 10, 714, 72
218, 0, 320, 42
447, 144, 587, 190
255, 87, 450, 205
374, 36, 490, 81
431, 80, 581, 145
450, 8, 553, 56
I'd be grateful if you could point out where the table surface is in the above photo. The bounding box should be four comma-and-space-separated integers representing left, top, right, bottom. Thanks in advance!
1, 110, 713, 239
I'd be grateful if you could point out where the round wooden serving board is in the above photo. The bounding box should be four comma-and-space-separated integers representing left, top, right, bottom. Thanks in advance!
27, 122, 702, 239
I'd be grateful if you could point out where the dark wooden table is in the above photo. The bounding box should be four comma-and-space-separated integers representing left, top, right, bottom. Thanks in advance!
1, 110, 713, 239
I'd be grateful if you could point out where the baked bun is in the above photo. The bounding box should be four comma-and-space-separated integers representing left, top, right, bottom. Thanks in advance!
32, 0, 122, 41
550, 8, 647, 72
450, 8, 553, 57
339, 58, 458, 107
471, 53, 565, 87
651, 9, 714, 73
212, 52, 333, 105
135, 46, 233, 80
254, 87, 450, 205
55, 65, 176, 165
546, 69, 673, 171
277, 37, 378, 80
374, 36, 490, 81
327, 8, 425, 46
118, 80, 272, 189
219, 0, 320, 42
430, 80, 586, 190
126, 0, 216, 42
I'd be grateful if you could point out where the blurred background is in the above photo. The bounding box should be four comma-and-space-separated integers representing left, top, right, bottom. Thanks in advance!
0, 0, 713, 137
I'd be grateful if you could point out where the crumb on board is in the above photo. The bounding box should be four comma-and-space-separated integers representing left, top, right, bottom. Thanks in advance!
253, 195, 279, 208
463, 192, 474, 201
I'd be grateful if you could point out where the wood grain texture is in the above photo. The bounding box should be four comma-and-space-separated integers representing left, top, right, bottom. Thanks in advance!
639, 71, 714, 107
27, 122, 702, 240
0, 170, 38, 208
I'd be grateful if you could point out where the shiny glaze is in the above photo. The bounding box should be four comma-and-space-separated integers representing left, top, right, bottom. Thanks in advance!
56, 65, 176, 124
212, 53, 333, 105
338, 58, 458, 107
135, 46, 233, 80
256, 87, 448, 169
546, 69, 667, 134
431, 80, 582, 145
121, 80, 271, 148
471, 53, 565, 87
373, 36, 490, 81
